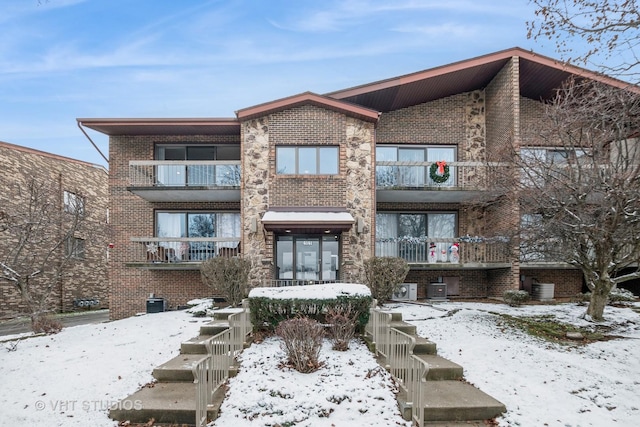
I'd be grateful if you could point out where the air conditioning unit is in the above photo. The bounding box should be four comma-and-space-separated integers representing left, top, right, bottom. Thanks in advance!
427, 283, 447, 300
392, 283, 418, 301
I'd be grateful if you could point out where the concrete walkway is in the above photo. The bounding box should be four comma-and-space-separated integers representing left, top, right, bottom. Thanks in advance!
0, 309, 109, 337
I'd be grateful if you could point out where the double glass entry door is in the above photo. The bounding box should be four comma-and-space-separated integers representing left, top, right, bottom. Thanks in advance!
276, 235, 339, 281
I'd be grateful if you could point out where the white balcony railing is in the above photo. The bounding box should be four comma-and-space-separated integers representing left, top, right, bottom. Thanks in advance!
129, 160, 241, 187
375, 237, 510, 264
129, 237, 241, 263
376, 161, 504, 190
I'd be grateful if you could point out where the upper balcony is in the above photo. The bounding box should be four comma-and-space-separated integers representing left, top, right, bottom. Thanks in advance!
128, 161, 241, 202
376, 161, 504, 203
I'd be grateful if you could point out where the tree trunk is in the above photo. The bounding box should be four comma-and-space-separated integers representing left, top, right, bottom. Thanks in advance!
586, 278, 612, 321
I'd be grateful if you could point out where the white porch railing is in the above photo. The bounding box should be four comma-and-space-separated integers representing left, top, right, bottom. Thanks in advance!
129, 160, 241, 187
376, 161, 504, 190
193, 307, 251, 427
367, 306, 428, 427
129, 237, 241, 263
261, 279, 339, 287
375, 237, 510, 264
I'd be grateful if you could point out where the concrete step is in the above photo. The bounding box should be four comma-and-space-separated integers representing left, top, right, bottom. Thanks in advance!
413, 336, 437, 355
390, 311, 403, 321
198, 321, 229, 336
109, 382, 224, 425
390, 320, 417, 336
416, 354, 464, 381
152, 354, 205, 382
212, 308, 244, 320
180, 335, 212, 354
421, 380, 506, 422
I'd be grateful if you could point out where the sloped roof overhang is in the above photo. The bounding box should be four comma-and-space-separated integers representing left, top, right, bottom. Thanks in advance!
327, 47, 637, 112
76, 118, 240, 136
236, 92, 380, 123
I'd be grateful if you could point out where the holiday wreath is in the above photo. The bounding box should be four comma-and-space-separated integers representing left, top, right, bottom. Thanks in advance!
429, 160, 450, 183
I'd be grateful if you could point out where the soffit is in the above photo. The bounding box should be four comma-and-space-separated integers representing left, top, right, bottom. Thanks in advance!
77, 118, 240, 136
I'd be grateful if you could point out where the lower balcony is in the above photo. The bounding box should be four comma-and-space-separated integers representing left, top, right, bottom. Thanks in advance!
375, 237, 511, 269
127, 237, 241, 270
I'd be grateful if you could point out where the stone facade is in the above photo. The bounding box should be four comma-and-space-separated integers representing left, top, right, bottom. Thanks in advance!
0, 141, 108, 320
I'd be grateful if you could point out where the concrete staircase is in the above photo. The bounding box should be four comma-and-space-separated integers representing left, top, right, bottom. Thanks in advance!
377, 311, 506, 425
109, 311, 237, 425
110, 309, 505, 426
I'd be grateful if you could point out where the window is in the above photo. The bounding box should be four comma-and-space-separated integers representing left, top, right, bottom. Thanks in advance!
63, 191, 84, 215
375, 145, 456, 187
66, 237, 85, 259
154, 144, 241, 186
276, 146, 339, 175
155, 211, 241, 261
520, 148, 587, 186
375, 212, 456, 261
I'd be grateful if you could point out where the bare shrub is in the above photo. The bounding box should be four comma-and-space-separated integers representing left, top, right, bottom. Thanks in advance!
200, 256, 251, 306
326, 306, 357, 351
363, 256, 409, 303
31, 314, 63, 335
276, 317, 324, 373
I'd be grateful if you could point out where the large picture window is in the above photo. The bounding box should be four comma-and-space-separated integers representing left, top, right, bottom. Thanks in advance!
376, 145, 456, 187
375, 212, 456, 262
276, 146, 339, 175
155, 211, 240, 260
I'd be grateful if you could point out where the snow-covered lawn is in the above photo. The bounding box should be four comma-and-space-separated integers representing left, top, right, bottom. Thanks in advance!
1, 300, 639, 427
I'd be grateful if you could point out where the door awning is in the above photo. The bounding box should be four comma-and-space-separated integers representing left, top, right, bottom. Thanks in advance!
261, 209, 355, 232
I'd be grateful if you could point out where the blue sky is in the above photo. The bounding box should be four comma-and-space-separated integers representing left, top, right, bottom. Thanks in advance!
0, 0, 580, 167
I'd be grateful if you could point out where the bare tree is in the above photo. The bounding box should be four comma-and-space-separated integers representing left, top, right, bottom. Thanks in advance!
528, 0, 640, 80
0, 178, 93, 332
496, 77, 640, 321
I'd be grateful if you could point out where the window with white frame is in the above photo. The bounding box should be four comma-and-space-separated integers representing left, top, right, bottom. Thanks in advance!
63, 191, 85, 215
276, 146, 339, 175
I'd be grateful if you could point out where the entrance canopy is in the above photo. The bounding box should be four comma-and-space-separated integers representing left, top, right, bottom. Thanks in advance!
261, 208, 355, 233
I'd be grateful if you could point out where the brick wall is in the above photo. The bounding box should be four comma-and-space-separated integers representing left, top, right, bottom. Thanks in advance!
109, 134, 240, 320
0, 141, 108, 320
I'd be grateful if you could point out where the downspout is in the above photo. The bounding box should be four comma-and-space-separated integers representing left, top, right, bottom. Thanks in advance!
77, 121, 109, 165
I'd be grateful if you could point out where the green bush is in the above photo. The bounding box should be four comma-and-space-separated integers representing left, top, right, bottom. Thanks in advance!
200, 256, 251, 306
249, 294, 372, 332
363, 257, 409, 303
503, 290, 530, 307
608, 287, 637, 304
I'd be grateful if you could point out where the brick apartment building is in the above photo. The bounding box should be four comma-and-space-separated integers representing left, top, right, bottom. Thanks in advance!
0, 141, 109, 320
78, 47, 630, 320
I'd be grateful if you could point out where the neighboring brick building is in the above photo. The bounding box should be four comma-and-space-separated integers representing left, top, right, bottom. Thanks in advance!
0, 141, 109, 320
78, 47, 630, 320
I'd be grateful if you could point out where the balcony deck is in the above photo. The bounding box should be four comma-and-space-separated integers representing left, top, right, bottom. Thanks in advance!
128, 160, 241, 202
375, 238, 511, 269
126, 237, 241, 270
376, 161, 506, 203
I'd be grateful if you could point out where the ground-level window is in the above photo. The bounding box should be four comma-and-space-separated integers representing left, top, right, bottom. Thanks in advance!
65, 237, 85, 259
155, 211, 240, 260
275, 234, 339, 282
375, 212, 456, 262
276, 146, 339, 175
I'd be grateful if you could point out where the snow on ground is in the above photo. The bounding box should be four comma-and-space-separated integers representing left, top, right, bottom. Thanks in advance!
213, 338, 410, 427
1, 300, 639, 427
391, 301, 640, 427
0, 310, 208, 427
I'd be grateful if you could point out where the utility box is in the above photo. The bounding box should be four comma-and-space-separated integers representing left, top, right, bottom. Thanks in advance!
146, 297, 166, 313
427, 283, 447, 300
532, 283, 555, 302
